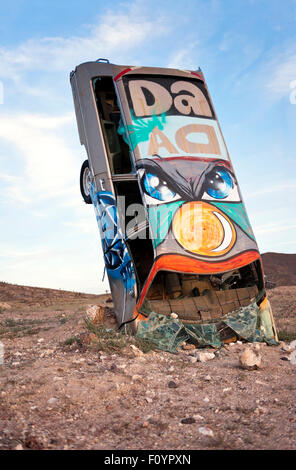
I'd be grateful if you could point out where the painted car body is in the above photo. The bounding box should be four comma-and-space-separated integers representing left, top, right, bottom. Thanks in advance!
70, 60, 277, 341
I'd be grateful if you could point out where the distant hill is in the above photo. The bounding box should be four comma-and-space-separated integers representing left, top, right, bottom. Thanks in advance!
262, 252, 296, 287
0, 281, 105, 303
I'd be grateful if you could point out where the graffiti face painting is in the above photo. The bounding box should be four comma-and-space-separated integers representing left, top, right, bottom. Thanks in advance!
120, 74, 260, 304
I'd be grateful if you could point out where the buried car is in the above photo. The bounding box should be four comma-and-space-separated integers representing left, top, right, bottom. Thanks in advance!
70, 59, 277, 346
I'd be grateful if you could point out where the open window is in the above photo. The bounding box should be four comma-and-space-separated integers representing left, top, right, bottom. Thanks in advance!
113, 179, 154, 291
92, 76, 134, 175
140, 260, 264, 323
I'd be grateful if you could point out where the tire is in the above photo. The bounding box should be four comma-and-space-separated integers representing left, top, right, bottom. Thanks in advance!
80, 160, 92, 204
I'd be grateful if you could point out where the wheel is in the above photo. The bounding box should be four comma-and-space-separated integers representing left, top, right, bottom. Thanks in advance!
80, 160, 92, 204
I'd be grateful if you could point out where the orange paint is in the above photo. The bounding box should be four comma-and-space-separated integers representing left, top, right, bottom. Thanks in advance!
172, 201, 236, 256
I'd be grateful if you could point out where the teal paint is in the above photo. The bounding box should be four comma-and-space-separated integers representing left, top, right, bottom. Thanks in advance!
211, 201, 255, 240
118, 111, 166, 151
148, 200, 184, 248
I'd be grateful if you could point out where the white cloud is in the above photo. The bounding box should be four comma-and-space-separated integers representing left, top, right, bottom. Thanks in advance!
0, 10, 168, 78
167, 44, 199, 70
245, 182, 296, 199
265, 50, 296, 99
0, 112, 80, 204
254, 221, 296, 235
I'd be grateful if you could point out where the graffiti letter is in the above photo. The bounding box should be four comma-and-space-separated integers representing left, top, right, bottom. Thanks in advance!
175, 124, 221, 155
129, 80, 173, 117
148, 127, 179, 155
171, 81, 212, 117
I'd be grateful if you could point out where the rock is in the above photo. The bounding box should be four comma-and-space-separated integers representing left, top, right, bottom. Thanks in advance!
290, 350, 296, 365
280, 356, 290, 361
188, 356, 197, 363
170, 313, 178, 319
195, 351, 215, 362
168, 380, 178, 389
86, 304, 104, 324
129, 345, 144, 357
181, 417, 196, 424
182, 343, 196, 350
0, 302, 11, 310
281, 343, 293, 352
239, 347, 261, 370
290, 340, 296, 350
204, 375, 211, 381
47, 397, 58, 405
193, 414, 205, 421
142, 421, 149, 428
132, 374, 142, 382
198, 426, 214, 437
14, 444, 23, 450
203, 397, 210, 403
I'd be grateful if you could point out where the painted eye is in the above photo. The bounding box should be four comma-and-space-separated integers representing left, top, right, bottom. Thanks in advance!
143, 172, 176, 201
204, 168, 233, 199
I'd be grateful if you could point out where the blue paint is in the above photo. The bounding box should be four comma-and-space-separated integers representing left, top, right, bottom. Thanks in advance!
90, 184, 136, 292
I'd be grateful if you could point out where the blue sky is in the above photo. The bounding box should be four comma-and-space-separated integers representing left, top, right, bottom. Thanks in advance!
0, 0, 295, 293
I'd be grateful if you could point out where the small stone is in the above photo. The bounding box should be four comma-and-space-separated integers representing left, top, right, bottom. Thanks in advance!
168, 380, 178, 389
86, 304, 104, 324
132, 374, 142, 382
198, 426, 214, 437
47, 397, 58, 405
130, 345, 144, 357
223, 387, 232, 393
290, 350, 296, 365
142, 421, 149, 428
255, 380, 267, 386
182, 343, 196, 350
188, 356, 197, 363
37, 338, 44, 343
193, 414, 204, 421
289, 340, 296, 350
204, 375, 211, 381
281, 343, 293, 352
203, 396, 210, 403
170, 313, 178, 319
195, 351, 215, 362
181, 417, 196, 424
0, 302, 11, 309
239, 347, 261, 370
14, 444, 23, 450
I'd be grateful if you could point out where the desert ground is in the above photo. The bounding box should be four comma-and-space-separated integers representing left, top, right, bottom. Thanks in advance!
0, 268, 296, 450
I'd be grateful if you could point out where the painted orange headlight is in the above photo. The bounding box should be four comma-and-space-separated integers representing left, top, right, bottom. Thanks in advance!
172, 201, 236, 257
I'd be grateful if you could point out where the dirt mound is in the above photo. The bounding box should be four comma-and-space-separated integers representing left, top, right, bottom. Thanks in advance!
261, 253, 296, 287
0, 281, 105, 304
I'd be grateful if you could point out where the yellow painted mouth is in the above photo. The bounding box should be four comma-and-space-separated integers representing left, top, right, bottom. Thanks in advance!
172, 201, 236, 256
